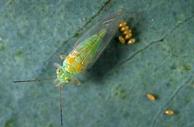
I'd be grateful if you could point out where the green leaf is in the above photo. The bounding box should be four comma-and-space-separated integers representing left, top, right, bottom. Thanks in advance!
0, 0, 194, 127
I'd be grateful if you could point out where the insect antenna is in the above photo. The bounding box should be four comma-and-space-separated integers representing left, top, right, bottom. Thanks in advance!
13, 77, 55, 83
59, 86, 64, 126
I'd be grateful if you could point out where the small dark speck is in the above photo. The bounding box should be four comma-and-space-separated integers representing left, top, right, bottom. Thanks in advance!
160, 38, 164, 42
166, 82, 171, 87
74, 32, 80, 37
112, 86, 128, 100
6, 0, 16, 6
170, 64, 176, 70
15, 50, 23, 57
0, 42, 6, 51
14, 49, 25, 60
48, 123, 54, 127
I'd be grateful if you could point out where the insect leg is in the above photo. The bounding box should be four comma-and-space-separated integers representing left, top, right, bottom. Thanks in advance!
59, 86, 64, 126
71, 78, 81, 86
59, 55, 66, 60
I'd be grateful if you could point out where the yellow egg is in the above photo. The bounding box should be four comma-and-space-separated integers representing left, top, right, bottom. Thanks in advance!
118, 36, 125, 44
124, 29, 132, 34
164, 109, 175, 116
118, 21, 127, 28
146, 93, 157, 101
120, 26, 129, 32
127, 38, 136, 44
124, 33, 132, 40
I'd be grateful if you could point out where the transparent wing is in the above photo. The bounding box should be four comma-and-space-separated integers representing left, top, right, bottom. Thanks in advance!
72, 12, 123, 69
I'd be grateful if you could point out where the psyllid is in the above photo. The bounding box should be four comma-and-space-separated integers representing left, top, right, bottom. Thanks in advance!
14, 11, 135, 126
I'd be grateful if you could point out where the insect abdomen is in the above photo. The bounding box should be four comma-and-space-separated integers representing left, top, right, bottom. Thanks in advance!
64, 29, 106, 74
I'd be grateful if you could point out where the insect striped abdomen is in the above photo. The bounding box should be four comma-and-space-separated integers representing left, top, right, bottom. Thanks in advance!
64, 29, 106, 74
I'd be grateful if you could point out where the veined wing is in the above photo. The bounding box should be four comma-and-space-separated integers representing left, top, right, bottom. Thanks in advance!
72, 12, 123, 69
65, 29, 106, 74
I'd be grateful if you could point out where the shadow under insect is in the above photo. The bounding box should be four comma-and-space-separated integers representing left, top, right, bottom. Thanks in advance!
32, 11, 146, 85
86, 37, 123, 82
85, 13, 145, 83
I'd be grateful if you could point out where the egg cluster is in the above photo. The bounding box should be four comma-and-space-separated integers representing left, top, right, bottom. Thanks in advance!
118, 20, 135, 45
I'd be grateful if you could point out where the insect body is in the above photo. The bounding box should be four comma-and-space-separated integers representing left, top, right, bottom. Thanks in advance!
14, 13, 122, 126
55, 14, 121, 86
56, 29, 106, 84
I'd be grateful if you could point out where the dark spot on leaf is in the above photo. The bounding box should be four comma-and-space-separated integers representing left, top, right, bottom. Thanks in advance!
112, 86, 128, 100
6, 0, 16, 6
160, 38, 164, 42
15, 50, 23, 56
4, 118, 16, 127
15, 49, 25, 60
177, 63, 192, 73
170, 64, 176, 70
166, 82, 171, 87
48, 123, 54, 127
123, 112, 130, 118
74, 32, 80, 37
182, 64, 192, 71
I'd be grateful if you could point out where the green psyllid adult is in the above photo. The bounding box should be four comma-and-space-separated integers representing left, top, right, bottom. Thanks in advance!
14, 12, 123, 126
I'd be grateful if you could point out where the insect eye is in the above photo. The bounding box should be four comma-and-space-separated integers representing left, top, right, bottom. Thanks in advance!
56, 68, 61, 74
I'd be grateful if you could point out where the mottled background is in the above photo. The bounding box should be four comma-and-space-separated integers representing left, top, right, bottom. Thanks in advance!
0, 0, 194, 127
